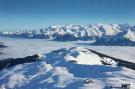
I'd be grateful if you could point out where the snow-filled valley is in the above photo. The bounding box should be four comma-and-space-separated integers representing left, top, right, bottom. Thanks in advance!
0, 37, 135, 89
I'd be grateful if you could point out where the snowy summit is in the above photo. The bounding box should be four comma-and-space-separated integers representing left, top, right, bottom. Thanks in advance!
0, 47, 135, 89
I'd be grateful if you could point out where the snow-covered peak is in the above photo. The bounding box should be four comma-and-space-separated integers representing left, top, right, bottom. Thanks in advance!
102, 24, 121, 36
124, 29, 135, 41
0, 47, 135, 89
64, 47, 117, 65
1, 24, 135, 45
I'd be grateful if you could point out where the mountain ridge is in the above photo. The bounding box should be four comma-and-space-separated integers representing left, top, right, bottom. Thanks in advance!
1, 24, 135, 46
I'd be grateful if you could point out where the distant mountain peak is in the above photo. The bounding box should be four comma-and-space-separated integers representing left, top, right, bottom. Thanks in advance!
1, 24, 135, 46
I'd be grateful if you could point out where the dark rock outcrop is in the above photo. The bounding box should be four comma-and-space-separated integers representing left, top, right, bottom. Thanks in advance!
0, 54, 42, 70
0, 42, 7, 48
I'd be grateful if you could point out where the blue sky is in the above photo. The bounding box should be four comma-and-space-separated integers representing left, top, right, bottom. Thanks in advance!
0, 0, 135, 31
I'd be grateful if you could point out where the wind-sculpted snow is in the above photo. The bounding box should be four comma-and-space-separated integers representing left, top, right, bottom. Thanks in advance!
0, 47, 135, 89
1, 24, 135, 46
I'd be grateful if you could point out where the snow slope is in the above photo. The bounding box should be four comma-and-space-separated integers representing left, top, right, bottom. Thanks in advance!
64, 47, 103, 65
0, 47, 135, 89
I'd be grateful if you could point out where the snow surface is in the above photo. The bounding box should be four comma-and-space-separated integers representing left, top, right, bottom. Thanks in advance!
64, 47, 103, 65
0, 47, 135, 89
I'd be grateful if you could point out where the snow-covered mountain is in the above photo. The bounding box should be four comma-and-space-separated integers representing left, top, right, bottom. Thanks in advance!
0, 47, 135, 89
1, 24, 135, 45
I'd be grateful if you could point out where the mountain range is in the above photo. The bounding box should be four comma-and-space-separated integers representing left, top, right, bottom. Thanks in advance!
1, 24, 135, 46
